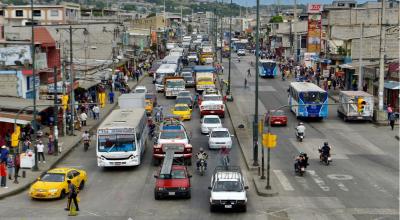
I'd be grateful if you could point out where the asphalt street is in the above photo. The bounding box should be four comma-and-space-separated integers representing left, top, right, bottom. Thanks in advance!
0, 75, 281, 219
223, 53, 399, 220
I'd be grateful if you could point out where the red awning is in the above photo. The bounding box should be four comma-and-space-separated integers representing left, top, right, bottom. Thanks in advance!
34, 27, 56, 48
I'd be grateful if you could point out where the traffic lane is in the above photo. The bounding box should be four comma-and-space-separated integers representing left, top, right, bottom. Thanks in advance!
134, 76, 269, 218
226, 55, 399, 206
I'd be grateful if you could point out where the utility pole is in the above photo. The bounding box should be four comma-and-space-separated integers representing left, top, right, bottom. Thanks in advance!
378, 0, 386, 111
30, 0, 38, 172
293, 0, 297, 61
227, 0, 232, 95
53, 67, 59, 156
220, 1, 223, 64
253, 0, 260, 167
358, 23, 364, 91
61, 61, 66, 136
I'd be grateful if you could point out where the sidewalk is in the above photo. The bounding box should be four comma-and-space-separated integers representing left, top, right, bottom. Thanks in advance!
0, 75, 146, 199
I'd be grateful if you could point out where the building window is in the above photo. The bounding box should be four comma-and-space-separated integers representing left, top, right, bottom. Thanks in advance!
33, 10, 41, 17
50, 9, 59, 16
337, 3, 345, 6
0, 10, 4, 16
15, 10, 23, 17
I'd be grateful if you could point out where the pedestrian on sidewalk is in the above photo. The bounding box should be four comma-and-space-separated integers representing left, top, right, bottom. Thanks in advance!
22, 138, 31, 153
92, 105, 100, 120
389, 112, 396, 130
6, 154, 14, 180
108, 90, 114, 104
1, 145, 9, 163
387, 104, 393, 120
65, 179, 80, 212
47, 133, 54, 155
80, 111, 87, 127
244, 77, 248, 88
0, 161, 7, 188
247, 68, 251, 77
36, 140, 46, 164
13, 152, 20, 184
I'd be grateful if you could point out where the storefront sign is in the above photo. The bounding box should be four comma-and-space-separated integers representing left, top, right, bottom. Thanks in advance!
307, 4, 323, 13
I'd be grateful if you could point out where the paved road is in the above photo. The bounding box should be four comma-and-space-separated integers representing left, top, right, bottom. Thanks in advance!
0, 75, 282, 219
223, 52, 399, 220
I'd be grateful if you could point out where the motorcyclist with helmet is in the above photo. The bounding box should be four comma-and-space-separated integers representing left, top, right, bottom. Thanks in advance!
296, 122, 306, 137
196, 148, 208, 170
318, 142, 331, 162
294, 152, 309, 173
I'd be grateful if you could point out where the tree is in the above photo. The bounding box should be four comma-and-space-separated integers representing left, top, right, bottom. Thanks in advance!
269, 15, 283, 23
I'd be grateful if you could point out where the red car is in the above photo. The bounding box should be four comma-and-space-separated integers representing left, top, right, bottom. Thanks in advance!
154, 165, 192, 200
266, 110, 287, 126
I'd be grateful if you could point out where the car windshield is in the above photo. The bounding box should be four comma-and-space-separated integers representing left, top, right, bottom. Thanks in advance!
159, 169, 187, 179
159, 131, 186, 139
211, 131, 229, 137
203, 95, 221, 101
204, 118, 220, 124
98, 134, 136, 152
175, 106, 189, 111
145, 94, 153, 99
271, 111, 284, 116
301, 92, 326, 103
41, 173, 65, 182
166, 80, 185, 88
213, 181, 243, 192
135, 89, 146, 93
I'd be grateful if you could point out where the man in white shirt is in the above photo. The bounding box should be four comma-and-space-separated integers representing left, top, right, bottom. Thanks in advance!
80, 112, 88, 126
36, 141, 45, 163
92, 105, 100, 120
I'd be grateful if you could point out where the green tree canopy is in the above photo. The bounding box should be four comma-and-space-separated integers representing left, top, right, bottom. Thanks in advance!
269, 15, 283, 23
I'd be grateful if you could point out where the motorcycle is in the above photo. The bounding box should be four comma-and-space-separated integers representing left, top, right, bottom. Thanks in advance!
319, 150, 332, 166
295, 161, 306, 176
198, 159, 206, 176
84, 140, 90, 151
296, 130, 304, 142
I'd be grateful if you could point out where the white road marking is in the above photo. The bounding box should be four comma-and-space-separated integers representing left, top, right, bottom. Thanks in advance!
336, 182, 349, 191
327, 174, 354, 181
295, 176, 311, 190
307, 170, 330, 191
273, 170, 294, 191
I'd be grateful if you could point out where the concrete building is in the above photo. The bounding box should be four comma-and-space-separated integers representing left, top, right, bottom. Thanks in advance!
0, 2, 80, 26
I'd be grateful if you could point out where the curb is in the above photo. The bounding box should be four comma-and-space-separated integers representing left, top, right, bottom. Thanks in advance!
0, 77, 146, 200
252, 178, 279, 197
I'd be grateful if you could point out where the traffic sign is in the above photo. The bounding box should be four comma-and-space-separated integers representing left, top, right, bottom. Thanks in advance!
262, 133, 277, 148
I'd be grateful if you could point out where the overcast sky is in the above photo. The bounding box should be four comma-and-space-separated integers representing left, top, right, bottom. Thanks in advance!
231, 0, 365, 7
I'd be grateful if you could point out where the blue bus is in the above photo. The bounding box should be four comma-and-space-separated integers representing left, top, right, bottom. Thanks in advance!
288, 82, 328, 119
259, 59, 278, 78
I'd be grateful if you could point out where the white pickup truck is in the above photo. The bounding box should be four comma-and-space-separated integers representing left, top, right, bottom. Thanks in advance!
208, 166, 248, 212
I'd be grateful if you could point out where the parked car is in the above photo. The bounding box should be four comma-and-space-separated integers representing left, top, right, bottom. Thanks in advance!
154, 165, 192, 200
201, 115, 222, 134
208, 127, 233, 149
266, 110, 287, 126
29, 168, 88, 199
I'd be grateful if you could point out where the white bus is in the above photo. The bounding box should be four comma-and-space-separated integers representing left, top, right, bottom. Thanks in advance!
96, 108, 148, 167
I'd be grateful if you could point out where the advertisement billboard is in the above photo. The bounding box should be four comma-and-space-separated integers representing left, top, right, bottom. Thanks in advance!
307, 13, 322, 53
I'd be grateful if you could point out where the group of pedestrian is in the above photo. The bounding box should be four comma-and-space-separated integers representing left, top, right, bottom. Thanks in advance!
0, 145, 21, 188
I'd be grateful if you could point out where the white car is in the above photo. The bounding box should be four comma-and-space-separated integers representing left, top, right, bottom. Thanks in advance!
237, 49, 246, 56
201, 115, 222, 134
208, 128, 233, 149
135, 86, 147, 93
209, 167, 248, 212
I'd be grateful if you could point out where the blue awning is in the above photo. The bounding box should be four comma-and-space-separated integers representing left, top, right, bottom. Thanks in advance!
384, 81, 400, 90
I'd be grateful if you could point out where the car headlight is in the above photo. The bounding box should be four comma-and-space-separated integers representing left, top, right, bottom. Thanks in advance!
158, 187, 165, 191
179, 187, 187, 190
49, 189, 58, 193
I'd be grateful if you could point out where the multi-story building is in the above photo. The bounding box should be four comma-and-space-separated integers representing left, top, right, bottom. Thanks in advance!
0, 2, 80, 26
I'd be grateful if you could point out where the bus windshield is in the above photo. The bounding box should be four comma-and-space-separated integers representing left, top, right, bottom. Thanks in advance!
98, 134, 136, 152
301, 92, 327, 103
262, 62, 276, 69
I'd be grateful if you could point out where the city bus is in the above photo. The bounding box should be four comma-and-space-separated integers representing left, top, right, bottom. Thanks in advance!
259, 59, 278, 78
288, 82, 328, 119
96, 108, 148, 167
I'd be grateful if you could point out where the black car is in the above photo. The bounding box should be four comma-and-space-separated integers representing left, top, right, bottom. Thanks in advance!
176, 96, 194, 109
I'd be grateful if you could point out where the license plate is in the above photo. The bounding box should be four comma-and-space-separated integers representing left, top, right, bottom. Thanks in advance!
275, 121, 281, 124
210, 111, 215, 113
168, 192, 175, 196
36, 193, 45, 197
357, 116, 363, 119
225, 205, 232, 208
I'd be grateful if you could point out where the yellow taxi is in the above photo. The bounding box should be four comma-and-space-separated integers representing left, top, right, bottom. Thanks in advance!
29, 167, 88, 199
172, 104, 192, 121
145, 100, 154, 115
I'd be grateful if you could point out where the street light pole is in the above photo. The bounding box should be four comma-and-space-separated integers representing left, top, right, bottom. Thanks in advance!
227, 0, 232, 95
69, 25, 75, 136
30, 0, 38, 172
253, 0, 260, 167
378, 0, 386, 110
53, 67, 59, 156
220, 1, 223, 64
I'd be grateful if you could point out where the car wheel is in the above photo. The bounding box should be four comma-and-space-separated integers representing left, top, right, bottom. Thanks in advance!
59, 190, 66, 199
154, 191, 161, 200
79, 181, 85, 190
210, 205, 216, 212
186, 190, 191, 199
241, 205, 247, 212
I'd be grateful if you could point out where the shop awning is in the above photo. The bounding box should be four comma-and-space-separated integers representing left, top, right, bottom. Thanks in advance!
0, 97, 53, 112
0, 111, 37, 125
77, 79, 101, 90
384, 81, 400, 90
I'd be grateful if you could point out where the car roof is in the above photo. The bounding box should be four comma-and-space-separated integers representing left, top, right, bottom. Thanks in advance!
203, 115, 220, 119
48, 168, 74, 174
136, 86, 146, 89
210, 127, 228, 132
215, 171, 242, 181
